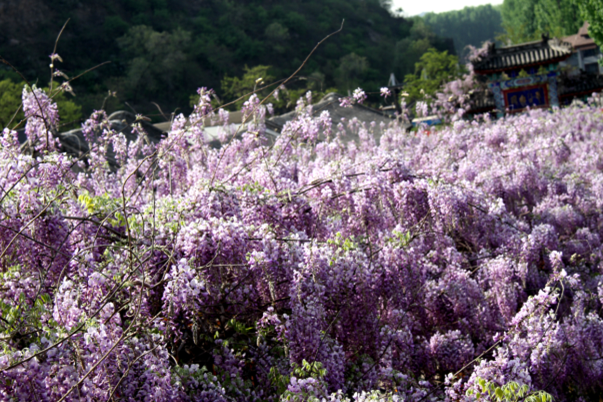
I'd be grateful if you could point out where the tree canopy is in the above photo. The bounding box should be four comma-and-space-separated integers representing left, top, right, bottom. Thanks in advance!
0, 0, 454, 119
579, 0, 603, 51
422, 4, 503, 60
403, 48, 463, 105
500, 0, 582, 44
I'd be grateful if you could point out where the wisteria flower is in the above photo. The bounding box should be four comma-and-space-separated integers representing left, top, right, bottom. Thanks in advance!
353, 88, 367, 104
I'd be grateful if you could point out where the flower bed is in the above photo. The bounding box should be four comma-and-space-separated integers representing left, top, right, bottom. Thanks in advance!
1, 89, 603, 401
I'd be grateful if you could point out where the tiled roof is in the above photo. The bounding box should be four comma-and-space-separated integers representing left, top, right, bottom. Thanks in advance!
268, 93, 404, 140
472, 36, 572, 74
563, 22, 597, 50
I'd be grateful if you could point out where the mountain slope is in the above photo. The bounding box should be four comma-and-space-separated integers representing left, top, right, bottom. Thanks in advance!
0, 0, 454, 116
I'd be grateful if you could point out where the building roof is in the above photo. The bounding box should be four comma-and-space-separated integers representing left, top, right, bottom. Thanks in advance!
267, 93, 410, 140
472, 36, 572, 74
153, 110, 245, 132
563, 22, 597, 50
17, 111, 167, 170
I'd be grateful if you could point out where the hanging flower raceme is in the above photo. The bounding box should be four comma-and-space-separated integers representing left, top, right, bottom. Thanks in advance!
22, 85, 60, 151
380, 87, 392, 99
2, 84, 603, 401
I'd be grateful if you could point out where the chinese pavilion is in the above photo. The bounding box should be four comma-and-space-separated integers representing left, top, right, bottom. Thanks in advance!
471, 35, 572, 116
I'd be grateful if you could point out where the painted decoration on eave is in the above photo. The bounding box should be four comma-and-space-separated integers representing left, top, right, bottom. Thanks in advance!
488, 73, 559, 117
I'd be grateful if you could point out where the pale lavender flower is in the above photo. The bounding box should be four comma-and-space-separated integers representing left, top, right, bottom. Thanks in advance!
416, 101, 428, 117
339, 96, 353, 108
353, 88, 367, 104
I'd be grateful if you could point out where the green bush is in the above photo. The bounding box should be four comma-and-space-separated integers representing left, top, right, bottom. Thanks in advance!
0, 79, 82, 131
467, 378, 554, 402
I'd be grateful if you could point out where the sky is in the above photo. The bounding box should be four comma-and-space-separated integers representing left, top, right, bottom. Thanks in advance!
392, 0, 503, 16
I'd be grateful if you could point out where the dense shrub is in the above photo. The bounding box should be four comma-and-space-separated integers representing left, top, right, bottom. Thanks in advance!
1, 88, 603, 401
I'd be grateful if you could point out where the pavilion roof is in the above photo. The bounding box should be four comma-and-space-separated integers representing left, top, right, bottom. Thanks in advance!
472, 36, 572, 74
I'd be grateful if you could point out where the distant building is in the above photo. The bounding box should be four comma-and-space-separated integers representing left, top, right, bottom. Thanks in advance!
562, 22, 602, 75
468, 25, 603, 117
471, 36, 572, 116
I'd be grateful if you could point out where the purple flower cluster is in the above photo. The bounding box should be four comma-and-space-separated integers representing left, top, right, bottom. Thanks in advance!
2, 89, 603, 401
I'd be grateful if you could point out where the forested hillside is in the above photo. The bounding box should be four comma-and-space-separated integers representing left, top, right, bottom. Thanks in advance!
422, 5, 503, 60
422, 0, 584, 59
0, 0, 453, 118
500, 0, 582, 44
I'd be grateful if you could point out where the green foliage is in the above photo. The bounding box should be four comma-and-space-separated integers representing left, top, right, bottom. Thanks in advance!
578, 0, 603, 54
336, 53, 369, 92
500, 0, 582, 44
226, 318, 253, 336
388, 230, 414, 248
270, 360, 328, 401
0, 79, 81, 130
0, 79, 24, 129
500, 0, 540, 43
327, 232, 358, 252
265, 22, 290, 53
0, 267, 53, 348
292, 360, 327, 381
269, 366, 291, 396
403, 48, 463, 104
392, 18, 456, 85
208, 64, 336, 113
0, 0, 454, 116
78, 191, 126, 227
422, 4, 503, 59
394, 38, 432, 82
117, 25, 194, 104
104, 16, 129, 36
49, 82, 83, 128
533, 0, 582, 37
467, 377, 554, 402
123, 0, 148, 13
220, 65, 275, 110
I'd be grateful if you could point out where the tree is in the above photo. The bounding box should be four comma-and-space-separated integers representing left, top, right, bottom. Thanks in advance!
219, 65, 275, 110
500, 0, 540, 43
403, 48, 463, 104
500, 0, 582, 44
423, 5, 503, 60
117, 25, 193, 103
0, 0, 452, 116
335, 53, 369, 93
213, 65, 336, 113
578, 0, 603, 51
264, 22, 290, 54
534, 0, 582, 38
